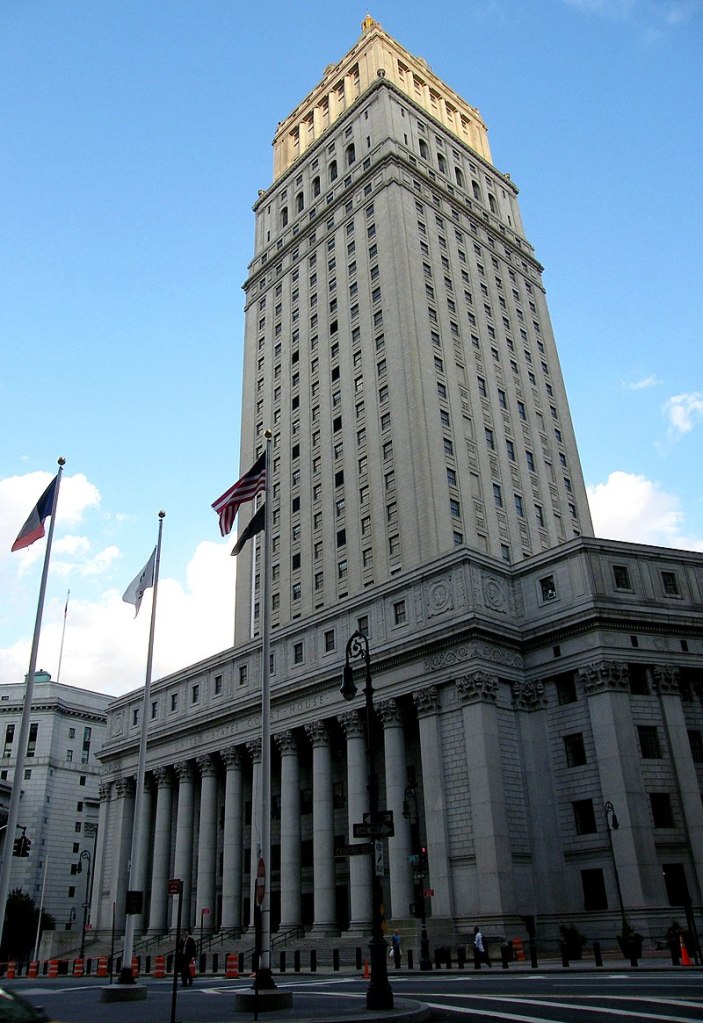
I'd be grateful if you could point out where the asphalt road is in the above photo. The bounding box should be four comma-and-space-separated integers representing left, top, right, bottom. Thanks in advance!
7, 967, 703, 1023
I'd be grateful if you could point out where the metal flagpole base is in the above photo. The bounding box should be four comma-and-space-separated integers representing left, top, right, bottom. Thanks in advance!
366, 936, 394, 1011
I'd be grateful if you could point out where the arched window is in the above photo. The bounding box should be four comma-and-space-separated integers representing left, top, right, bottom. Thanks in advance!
419, 139, 429, 161
472, 181, 481, 201
437, 153, 447, 175
455, 167, 465, 189
488, 194, 497, 214
281, 207, 289, 227
296, 192, 304, 214
312, 175, 321, 197
329, 159, 338, 182
346, 143, 356, 166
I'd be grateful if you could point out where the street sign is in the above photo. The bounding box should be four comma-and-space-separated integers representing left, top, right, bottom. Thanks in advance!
353, 821, 395, 838
423, 888, 435, 897
168, 878, 182, 895
374, 840, 384, 877
363, 810, 394, 825
256, 857, 266, 905
413, 871, 425, 882
407, 854, 420, 865
334, 843, 374, 857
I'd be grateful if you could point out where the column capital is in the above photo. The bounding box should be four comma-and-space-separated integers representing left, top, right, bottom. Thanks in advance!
338, 710, 365, 739
115, 776, 136, 798
173, 760, 194, 783
305, 720, 329, 747
274, 730, 298, 756
511, 679, 546, 711
579, 660, 629, 695
456, 670, 499, 705
99, 782, 110, 801
413, 684, 441, 718
376, 698, 403, 728
153, 766, 172, 788
653, 664, 680, 695
196, 753, 218, 777
247, 738, 262, 763
221, 745, 243, 768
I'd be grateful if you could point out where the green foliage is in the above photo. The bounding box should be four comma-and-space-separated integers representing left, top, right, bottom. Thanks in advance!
0, 889, 55, 961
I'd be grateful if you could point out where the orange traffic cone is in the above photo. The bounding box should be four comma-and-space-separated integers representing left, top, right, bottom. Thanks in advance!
679, 935, 692, 966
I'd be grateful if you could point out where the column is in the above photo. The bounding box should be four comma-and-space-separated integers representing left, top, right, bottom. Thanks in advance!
148, 767, 173, 933
171, 761, 195, 929
247, 739, 261, 929
133, 774, 154, 934
339, 711, 372, 933
654, 666, 703, 898
274, 731, 302, 930
413, 686, 453, 920
582, 661, 661, 909
92, 782, 111, 929
377, 699, 413, 923
196, 754, 218, 933
109, 777, 135, 932
457, 671, 515, 917
221, 746, 243, 931
511, 680, 565, 915
305, 721, 337, 934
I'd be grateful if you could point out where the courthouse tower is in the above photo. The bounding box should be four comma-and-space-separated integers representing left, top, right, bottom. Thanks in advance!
235, 14, 593, 645
94, 18, 703, 950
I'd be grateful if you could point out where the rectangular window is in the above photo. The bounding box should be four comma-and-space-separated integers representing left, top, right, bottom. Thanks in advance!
393, 600, 406, 625
573, 798, 597, 835
688, 729, 703, 763
581, 868, 608, 911
555, 673, 577, 705
638, 725, 661, 759
170, 693, 178, 711
293, 642, 304, 665
650, 792, 674, 828
493, 483, 503, 508
564, 733, 587, 767
661, 571, 679, 596
191, 684, 200, 705
540, 575, 556, 601
26, 722, 38, 758
613, 564, 631, 590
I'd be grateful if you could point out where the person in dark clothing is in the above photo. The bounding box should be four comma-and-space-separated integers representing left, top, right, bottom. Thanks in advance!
179, 930, 197, 986
391, 930, 401, 969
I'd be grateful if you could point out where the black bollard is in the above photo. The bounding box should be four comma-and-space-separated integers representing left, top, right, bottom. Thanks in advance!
457, 945, 465, 969
529, 938, 539, 969
333, 949, 339, 971
310, 949, 317, 972
280, 951, 286, 973
593, 941, 603, 967
500, 945, 510, 969
355, 947, 362, 970
560, 943, 569, 968
407, 949, 414, 970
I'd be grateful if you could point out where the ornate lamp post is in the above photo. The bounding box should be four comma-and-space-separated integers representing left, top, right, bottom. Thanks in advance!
341, 631, 393, 1011
403, 786, 432, 970
77, 849, 92, 959
604, 800, 627, 931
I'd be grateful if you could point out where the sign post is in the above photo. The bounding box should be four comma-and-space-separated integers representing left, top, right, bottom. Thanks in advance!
168, 878, 183, 1023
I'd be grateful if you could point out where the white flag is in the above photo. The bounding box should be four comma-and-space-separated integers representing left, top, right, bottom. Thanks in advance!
122, 548, 156, 617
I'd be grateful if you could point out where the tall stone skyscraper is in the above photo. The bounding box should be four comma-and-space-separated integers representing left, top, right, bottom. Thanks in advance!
235, 15, 593, 644
94, 17, 702, 950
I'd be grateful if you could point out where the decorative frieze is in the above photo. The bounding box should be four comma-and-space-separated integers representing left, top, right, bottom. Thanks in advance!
424, 640, 522, 673
482, 574, 508, 614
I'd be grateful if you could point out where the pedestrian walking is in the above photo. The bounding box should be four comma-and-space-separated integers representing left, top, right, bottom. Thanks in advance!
391, 930, 402, 969
179, 929, 197, 986
473, 925, 491, 968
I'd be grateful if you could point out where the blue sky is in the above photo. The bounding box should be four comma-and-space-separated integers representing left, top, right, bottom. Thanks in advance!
1, 0, 701, 695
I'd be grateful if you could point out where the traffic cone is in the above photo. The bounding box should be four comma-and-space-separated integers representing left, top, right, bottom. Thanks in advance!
679, 935, 692, 966
363, 959, 369, 979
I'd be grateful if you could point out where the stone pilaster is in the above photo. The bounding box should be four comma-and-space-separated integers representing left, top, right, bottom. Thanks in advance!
339, 711, 371, 932
221, 746, 243, 931
171, 761, 195, 929
148, 767, 173, 933
196, 754, 218, 932
377, 699, 413, 923
305, 721, 337, 934
274, 731, 302, 930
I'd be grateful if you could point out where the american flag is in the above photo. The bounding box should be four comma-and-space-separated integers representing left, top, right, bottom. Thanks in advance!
212, 453, 266, 537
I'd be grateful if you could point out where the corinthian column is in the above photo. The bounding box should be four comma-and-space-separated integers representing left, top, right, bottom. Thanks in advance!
377, 699, 413, 923
338, 710, 371, 933
275, 731, 302, 930
413, 685, 452, 920
221, 746, 243, 931
196, 754, 218, 933
171, 761, 195, 929
148, 767, 172, 933
305, 721, 337, 934
110, 777, 135, 932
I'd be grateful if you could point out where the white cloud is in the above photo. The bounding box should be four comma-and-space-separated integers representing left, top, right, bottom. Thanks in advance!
588, 470, 703, 550
663, 391, 703, 434
562, 0, 701, 26
0, 471, 101, 564
624, 374, 659, 391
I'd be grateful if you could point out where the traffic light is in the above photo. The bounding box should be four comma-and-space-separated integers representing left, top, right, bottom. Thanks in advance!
20, 835, 31, 857
13, 837, 23, 857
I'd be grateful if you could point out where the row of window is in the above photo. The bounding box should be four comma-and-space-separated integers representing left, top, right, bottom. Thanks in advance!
563, 726, 703, 766
572, 792, 678, 835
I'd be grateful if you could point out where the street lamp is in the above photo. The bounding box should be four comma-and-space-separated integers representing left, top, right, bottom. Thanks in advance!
403, 786, 432, 970
604, 800, 627, 932
76, 849, 92, 959
341, 631, 393, 1011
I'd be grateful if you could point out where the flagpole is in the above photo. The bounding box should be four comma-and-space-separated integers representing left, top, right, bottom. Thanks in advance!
0, 457, 65, 950
119, 510, 165, 985
56, 589, 70, 684
256, 431, 274, 989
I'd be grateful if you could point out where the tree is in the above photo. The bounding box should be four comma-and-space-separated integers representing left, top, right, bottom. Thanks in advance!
0, 889, 55, 961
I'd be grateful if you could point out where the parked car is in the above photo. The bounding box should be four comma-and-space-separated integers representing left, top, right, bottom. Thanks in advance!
0, 986, 50, 1022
